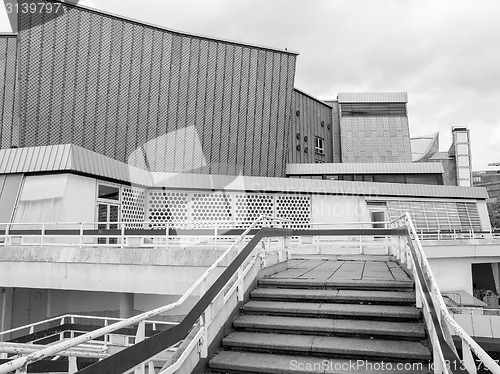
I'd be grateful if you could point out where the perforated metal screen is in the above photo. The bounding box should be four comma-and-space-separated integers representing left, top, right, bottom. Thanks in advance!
146, 190, 311, 227
121, 187, 146, 228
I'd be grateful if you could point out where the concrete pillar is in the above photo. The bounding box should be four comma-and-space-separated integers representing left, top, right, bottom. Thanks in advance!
119, 293, 134, 319
45, 289, 52, 319
492, 263, 500, 295
1, 288, 13, 341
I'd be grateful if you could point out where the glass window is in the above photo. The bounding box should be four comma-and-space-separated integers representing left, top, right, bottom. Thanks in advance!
98, 184, 120, 201
315, 136, 324, 155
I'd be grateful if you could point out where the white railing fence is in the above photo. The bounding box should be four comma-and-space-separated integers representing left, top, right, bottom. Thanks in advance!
0, 215, 289, 374
1, 220, 498, 249
390, 213, 500, 374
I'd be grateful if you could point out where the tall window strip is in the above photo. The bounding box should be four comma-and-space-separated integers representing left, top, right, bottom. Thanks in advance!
340, 103, 407, 116
387, 200, 481, 231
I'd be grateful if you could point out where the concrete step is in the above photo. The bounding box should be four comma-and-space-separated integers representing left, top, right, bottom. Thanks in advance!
222, 332, 431, 362
258, 277, 414, 291
233, 315, 425, 339
209, 350, 430, 374
251, 287, 416, 305
242, 300, 421, 321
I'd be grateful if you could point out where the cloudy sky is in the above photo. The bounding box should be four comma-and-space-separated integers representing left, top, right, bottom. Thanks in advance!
1, 0, 499, 170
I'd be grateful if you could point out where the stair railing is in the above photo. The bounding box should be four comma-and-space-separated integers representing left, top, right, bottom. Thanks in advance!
0, 215, 291, 374
390, 213, 500, 374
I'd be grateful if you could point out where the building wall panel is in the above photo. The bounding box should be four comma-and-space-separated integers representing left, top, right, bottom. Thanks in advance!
340, 116, 412, 163
0, 36, 19, 148
288, 89, 333, 164
17, 2, 296, 177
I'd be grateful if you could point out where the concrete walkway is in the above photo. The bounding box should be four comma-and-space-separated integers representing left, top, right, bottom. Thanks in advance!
270, 255, 412, 283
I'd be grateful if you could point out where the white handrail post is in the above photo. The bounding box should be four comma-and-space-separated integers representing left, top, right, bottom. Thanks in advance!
68, 356, 78, 374
134, 321, 146, 374
5, 223, 10, 246
165, 223, 170, 249
148, 361, 155, 374
462, 340, 478, 374
214, 222, 218, 249
121, 222, 125, 249
79, 223, 83, 248
40, 224, 45, 247
237, 265, 244, 301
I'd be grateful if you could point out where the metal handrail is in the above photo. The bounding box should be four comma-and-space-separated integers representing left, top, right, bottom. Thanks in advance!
0, 314, 176, 339
0, 215, 284, 373
393, 213, 500, 373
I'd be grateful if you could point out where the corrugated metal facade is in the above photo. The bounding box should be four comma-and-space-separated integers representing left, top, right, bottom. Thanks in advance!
0, 35, 19, 148
323, 100, 341, 163
288, 89, 333, 164
17, 1, 297, 177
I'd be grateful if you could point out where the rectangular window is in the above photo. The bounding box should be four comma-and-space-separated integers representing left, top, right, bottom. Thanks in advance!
98, 184, 120, 201
315, 136, 324, 155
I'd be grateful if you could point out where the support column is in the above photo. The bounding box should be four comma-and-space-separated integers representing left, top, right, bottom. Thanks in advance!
45, 289, 52, 319
492, 263, 500, 295
1, 288, 14, 341
119, 293, 134, 319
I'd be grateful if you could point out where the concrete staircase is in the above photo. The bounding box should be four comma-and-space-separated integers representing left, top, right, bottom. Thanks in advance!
208, 256, 431, 374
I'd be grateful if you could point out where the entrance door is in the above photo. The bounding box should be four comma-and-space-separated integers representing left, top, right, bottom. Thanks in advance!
370, 210, 387, 229
97, 203, 120, 244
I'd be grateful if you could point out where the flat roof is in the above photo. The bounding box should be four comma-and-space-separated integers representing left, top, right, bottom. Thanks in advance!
286, 162, 444, 175
0, 144, 488, 200
338, 92, 408, 103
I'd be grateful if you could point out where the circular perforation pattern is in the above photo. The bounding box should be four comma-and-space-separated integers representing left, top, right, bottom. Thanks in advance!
191, 193, 232, 221
276, 195, 311, 228
122, 187, 145, 228
234, 194, 274, 225
147, 191, 188, 228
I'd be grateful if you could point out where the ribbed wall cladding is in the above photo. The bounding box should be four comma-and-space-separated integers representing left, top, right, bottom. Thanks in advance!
0, 35, 19, 149
16, 0, 297, 177
288, 89, 334, 164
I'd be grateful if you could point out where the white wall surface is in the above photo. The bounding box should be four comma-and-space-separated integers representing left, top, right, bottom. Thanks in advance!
14, 174, 96, 224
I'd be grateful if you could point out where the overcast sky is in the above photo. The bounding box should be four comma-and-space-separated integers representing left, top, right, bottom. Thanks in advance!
1, 0, 499, 170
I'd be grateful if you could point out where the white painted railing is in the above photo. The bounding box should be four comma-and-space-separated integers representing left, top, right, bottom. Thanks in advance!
0, 215, 288, 374
1, 220, 498, 248
390, 213, 500, 374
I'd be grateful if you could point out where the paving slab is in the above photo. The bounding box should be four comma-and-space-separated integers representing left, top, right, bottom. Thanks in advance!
210, 351, 431, 374
312, 336, 430, 361
243, 300, 421, 320
325, 279, 414, 289
234, 315, 335, 333
336, 290, 415, 303
222, 332, 430, 361
318, 303, 421, 319
251, 288, 340, 301
234, 315, 425, 338
243, 300, 322, 315
223, 331, 315, 353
